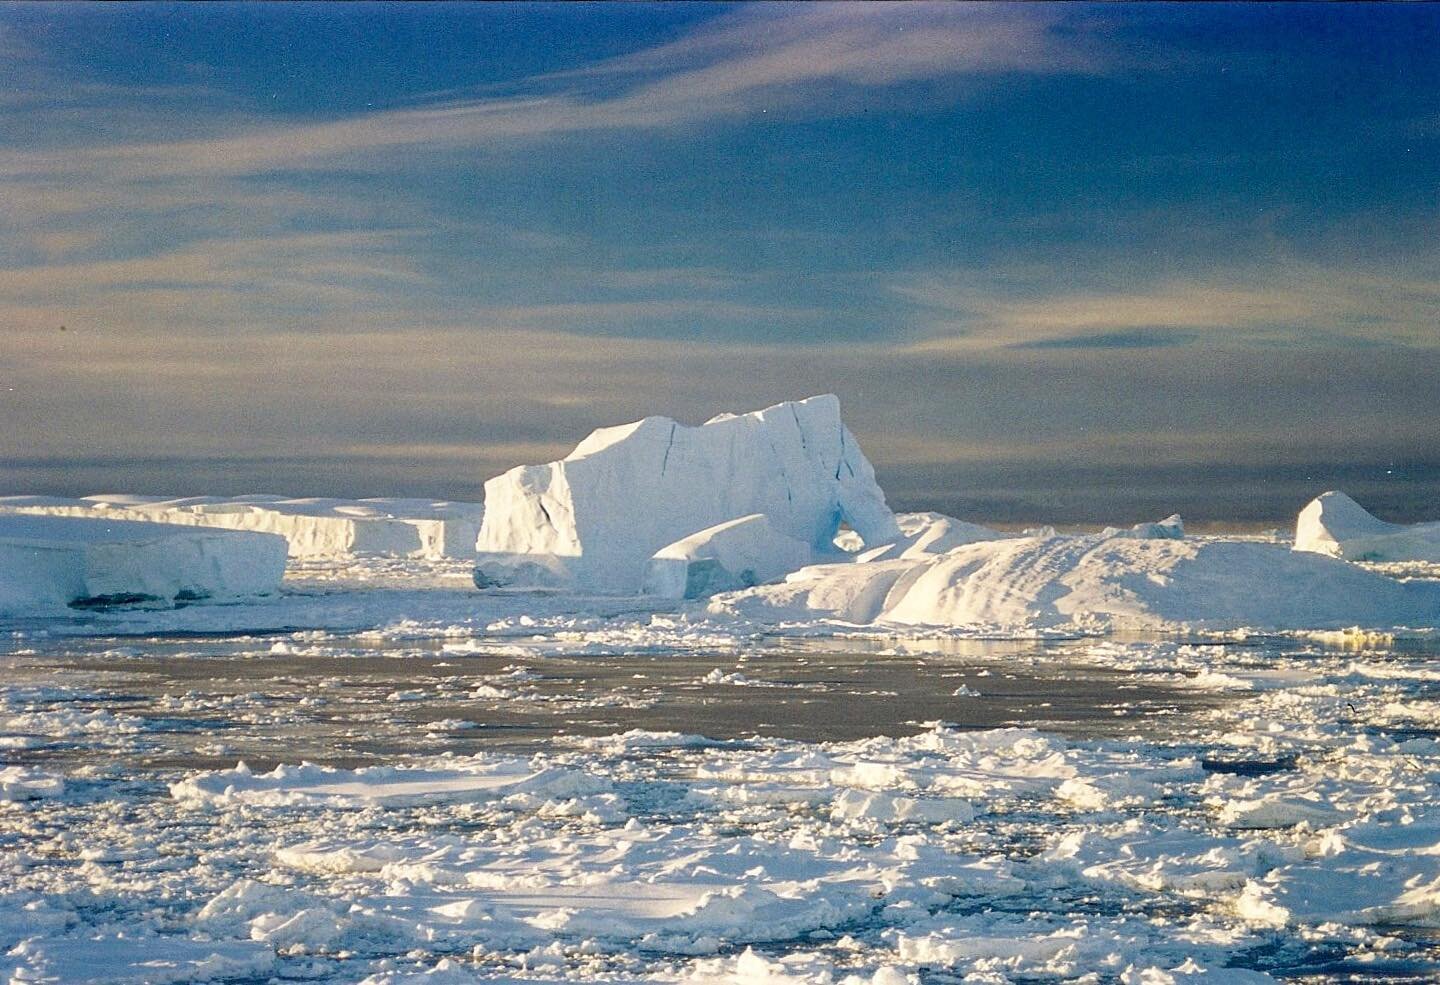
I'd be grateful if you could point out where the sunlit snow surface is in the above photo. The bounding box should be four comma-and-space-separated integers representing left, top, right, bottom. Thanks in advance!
3, 550, 1440, 984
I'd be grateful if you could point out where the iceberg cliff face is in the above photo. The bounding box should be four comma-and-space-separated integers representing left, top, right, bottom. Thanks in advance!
0, 515, 287, 613
1294, 491, 1440, 562
475, 395, 900, 594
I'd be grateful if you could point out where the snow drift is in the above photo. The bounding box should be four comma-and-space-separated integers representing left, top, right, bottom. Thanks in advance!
642, 514, 815, 599
710, 529, 1440, 632
0, 515, 286, 614
474, 395, 899, 593
0, 495, 482, 559
1294, 491, 1440, 562
854, 511, 1006, 562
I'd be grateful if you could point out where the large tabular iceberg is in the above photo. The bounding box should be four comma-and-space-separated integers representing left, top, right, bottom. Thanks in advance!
1294, 490, 1440, 562
0, 495, 482, 559
0, 514, 286, 613
474, 394, 900, 593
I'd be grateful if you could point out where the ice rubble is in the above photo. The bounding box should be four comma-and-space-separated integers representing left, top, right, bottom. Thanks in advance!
474, 394, 899, 593
0, 494, 482, 559
642, 514, 816, 599
1294, 490, 1440, 562
711, 527, 1440, 632
0, 514, 286, 613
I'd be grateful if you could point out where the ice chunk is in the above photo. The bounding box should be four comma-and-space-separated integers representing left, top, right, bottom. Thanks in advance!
642, 514, 815, 599
713, 530, 1440, 632
474, 395, 900, 593
1102, 514, 1184, 540
1237, 853, 1440, 928
1120, 962, 1278, 985
0, 515, 286, 614
1217, 795, 1343, 829
829, 788, 975, 824
171, 758, 608, 807
0, 765, 64, 801
0, 495, 483, 559
1294, 490, 1440, 562
855, 511, 1006, 562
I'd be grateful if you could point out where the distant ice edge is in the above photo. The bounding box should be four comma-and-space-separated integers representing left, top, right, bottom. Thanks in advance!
0, 495, 484, 560
0, 515, 287, 613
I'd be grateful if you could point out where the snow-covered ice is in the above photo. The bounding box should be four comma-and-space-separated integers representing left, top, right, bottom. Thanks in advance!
171, 758, 609, 808
642, 514, 816, 599
0, 514, 286, 613
0, 765, 63, 801
712, 529, 1440, 632
0, 494, 483, 559
852, 511, 1006, 563
1294, 490, 1440, 562
474, 395, 900, 593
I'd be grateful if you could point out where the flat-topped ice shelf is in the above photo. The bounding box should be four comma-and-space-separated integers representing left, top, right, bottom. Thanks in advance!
0, 514, 287, 613
0, 495, 484, 559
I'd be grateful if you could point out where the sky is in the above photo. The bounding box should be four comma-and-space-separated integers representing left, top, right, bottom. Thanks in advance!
2, 2, 1438, 525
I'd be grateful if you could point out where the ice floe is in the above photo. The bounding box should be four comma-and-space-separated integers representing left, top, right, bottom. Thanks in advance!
171, 758, 609, 808
0, 766, 63, 801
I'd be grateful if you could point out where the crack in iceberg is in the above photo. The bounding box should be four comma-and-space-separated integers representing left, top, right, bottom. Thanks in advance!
661, 423, 676, 477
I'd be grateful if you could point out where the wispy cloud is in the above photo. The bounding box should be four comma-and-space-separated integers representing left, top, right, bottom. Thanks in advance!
0, 3, 1107, 355
0, 230, 436, 338
1010, 329, 1198, 350
0, 4, 1101, 181
898, 260, 1440, 350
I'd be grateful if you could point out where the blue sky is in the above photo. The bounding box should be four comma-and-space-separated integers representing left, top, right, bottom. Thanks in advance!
2, 2, 1438, 523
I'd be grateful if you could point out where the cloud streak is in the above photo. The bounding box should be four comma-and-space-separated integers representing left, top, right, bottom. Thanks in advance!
897, 260, 1440, 350
0, 4, 1100, 181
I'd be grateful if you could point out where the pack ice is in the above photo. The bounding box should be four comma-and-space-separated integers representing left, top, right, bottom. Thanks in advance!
1294, 490, 1440, 562
0, 495, 482, 559
0, 514, 286, 613
474, 394, 900, 594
